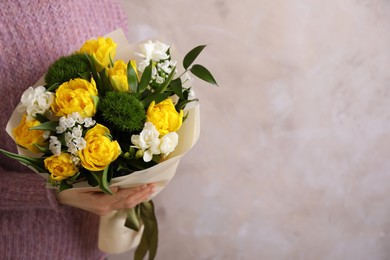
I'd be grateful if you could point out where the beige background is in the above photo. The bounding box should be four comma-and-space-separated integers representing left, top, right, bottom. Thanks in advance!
111, 0, 390, 259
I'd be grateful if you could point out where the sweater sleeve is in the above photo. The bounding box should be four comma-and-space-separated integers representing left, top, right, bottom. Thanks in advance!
0, 0, 127, 211
0, 168, 60, 211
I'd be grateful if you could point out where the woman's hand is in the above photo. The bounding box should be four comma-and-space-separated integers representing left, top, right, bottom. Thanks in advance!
56, 184, 155, 216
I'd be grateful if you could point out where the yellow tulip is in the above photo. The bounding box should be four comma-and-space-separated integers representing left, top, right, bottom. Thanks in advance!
51, 78, 98, 117
12, 114, 46, 153
146, 99, 183, 136
44, 153, 79, 181
78, 124, 121, 171
79, 37, 117, 71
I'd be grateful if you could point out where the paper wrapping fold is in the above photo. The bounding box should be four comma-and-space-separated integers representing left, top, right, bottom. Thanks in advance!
5, 29, 201, 254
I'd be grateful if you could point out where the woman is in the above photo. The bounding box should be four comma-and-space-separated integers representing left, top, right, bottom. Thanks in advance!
0, 1, 154, 259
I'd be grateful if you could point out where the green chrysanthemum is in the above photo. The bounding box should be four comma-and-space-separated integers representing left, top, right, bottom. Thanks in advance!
99, 91, 145, 132
45, 53, 91, 88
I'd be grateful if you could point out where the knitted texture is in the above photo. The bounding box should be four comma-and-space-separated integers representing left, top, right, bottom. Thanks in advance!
0, 0, 127, 259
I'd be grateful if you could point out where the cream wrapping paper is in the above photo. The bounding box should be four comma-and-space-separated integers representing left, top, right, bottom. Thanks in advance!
98, 102, 199, 253
5, 29, 201, 254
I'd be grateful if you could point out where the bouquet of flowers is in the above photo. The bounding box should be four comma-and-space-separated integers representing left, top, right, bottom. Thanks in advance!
0, 29, 217, 259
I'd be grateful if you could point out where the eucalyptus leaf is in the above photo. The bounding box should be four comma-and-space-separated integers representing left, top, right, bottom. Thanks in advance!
183, 45, 207, 70
127, 61, 139, 93
190, 64, 218, 86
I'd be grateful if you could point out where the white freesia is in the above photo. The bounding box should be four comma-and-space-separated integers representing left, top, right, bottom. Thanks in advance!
26, 106, 46, 119
159, 132, 178, 155
131, 122, 163, 162
18, 86, 54, 119
137, 40, 170, 62
37, 91, 54, 110
19, 87, 36, 108
131, 122, 160, 150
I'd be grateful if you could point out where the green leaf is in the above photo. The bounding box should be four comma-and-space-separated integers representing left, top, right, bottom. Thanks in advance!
33, 143, 50, 154
127, 61, 139, 93
86, 54, 103, 93
169, 78, 183, 99
30, 120, 58, 132
0, 149, 46, 173
33, 113, 50, 123
134, 200, 158, 260
141, 93, 170, 109
138, 63, 153, 93
78, 71, 91, 81
89, 167, 113, 195
183, 45, 207, 70
59, 180, 73, 192
125, 206, 141, 231
154, 66, 176, 94
100, 68, 112, 95
190, 64, 218, 86
92, 95, 99, 110
46, 82, 60, 92
175, 98, 198, 111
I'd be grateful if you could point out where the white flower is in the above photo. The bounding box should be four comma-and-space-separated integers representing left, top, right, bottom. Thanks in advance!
18, 86, 54, 119
137, 40, 170, 62
131, 122, 160, 150
159, 132, 178, 155
43, 131, 51, 139
155, 75, 164, 84
69, 112, 84, 124
67, 142, 78, 155
73, 137, 86, 151
71, 125, 83, 139
71, 155, 81, 166
131, 122, 162, 162
36, 91, 54, 110
49, 136, 61, 156
83, 117, 96, 128
138, 60, 150, 73
20, 87, 36, 108
64, 132, 73, 144
26, 106, 46, 120
57, 116, 76, 133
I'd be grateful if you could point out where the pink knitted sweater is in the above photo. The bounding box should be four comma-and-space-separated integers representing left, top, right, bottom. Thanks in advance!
0, 1, 127, 259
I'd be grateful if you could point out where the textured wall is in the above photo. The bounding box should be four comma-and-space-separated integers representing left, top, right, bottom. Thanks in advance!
112, 1, 390, 259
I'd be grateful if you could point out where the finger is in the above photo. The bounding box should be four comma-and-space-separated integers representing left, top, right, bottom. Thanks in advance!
114, 184, 148, 199
111, 186, 154, 210
110, 186, 119, 194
